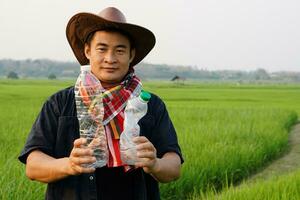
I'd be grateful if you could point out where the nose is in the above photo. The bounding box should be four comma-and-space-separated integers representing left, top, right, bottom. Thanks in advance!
104, 50, 117, 64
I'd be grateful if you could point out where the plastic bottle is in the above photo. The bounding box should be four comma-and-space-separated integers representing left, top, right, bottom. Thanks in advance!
120, 91, 151, 165
74, 65, 108, 168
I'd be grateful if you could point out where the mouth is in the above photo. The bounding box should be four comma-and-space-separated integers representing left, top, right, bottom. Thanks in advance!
102, 67, 118, 72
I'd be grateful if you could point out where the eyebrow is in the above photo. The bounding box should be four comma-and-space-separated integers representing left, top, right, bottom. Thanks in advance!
95, 43, 128, 49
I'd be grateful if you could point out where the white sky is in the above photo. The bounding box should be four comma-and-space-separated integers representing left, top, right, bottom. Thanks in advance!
1, 0, 300, 72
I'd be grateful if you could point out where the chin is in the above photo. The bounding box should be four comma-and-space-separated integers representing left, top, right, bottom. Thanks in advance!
101, 77, 122, 83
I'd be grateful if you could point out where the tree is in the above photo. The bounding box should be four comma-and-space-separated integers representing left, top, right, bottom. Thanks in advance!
7, 71, 19, 79
48, 73, 57, 80
253, 68, 270, 80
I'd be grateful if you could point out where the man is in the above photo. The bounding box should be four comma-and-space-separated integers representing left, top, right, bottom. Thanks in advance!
19, 7, 183, 200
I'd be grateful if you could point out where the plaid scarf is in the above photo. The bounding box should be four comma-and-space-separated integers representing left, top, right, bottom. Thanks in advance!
102, 72, 142, 138
78, 70, 142, 168
103, 73, 142, 168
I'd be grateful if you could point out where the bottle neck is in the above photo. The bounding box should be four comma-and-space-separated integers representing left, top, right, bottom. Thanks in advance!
80, 69, 122, 90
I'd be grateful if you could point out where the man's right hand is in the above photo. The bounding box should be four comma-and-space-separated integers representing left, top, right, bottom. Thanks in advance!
68, 138, 96, 175
26, 138, 96, 183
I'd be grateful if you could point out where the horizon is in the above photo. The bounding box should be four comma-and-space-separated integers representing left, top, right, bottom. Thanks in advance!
1, 0, 300, 72
1, 58, 300, 73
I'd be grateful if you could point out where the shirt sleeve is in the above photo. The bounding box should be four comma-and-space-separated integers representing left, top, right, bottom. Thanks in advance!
18, 98, 59, 164
150, 95, 184, 164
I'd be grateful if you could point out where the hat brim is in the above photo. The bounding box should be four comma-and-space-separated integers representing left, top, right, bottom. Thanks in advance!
66, 13, 156, 67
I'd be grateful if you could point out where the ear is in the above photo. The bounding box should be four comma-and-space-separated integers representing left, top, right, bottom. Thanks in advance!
129, 49, 136, 63
84, 43, 91, 60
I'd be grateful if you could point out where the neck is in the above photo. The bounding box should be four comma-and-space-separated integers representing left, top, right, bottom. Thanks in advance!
101, 81, 120, 90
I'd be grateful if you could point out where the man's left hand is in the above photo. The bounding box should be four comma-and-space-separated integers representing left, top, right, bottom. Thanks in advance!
133, 136, 159, 174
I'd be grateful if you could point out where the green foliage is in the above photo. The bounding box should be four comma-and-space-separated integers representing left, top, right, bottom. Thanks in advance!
143, 82, 300, 199
0, 80, 300, 199
200, 169, 300, 200
48, 73, 57, 80
0, 81, 69, 199
7, 71, 19, 79
160, 108, 297, 199
1, 59, 300, 81
0, 59, 79, 78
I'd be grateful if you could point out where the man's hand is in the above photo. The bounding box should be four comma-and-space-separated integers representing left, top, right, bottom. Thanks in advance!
68, 138, 96, 175
133, 136, 159, 174
25, 138, 97, 183
133, 136, 181, 183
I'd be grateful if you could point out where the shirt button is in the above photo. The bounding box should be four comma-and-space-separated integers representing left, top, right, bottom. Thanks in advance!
89, 176, 94, 181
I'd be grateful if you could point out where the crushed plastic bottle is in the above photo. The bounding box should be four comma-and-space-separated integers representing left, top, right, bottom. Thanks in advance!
120, 91, 151, 165
74, 65, 108, 168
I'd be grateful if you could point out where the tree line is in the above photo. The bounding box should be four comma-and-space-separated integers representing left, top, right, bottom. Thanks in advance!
1, 59, 300, 82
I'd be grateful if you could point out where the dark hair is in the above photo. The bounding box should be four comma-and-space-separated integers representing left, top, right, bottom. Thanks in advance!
85, 28, 135, 50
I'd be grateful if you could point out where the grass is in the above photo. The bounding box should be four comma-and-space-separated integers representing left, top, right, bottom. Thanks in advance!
199, 169, 300, 200
0, 80, 299, 199
160, 107, 297, 199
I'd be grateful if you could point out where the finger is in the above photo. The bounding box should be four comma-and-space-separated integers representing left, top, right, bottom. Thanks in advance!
133, 136, 149, 144
88, 137, 101, 148
136, 142, 155, 151
134, 161, 143, 168
134, 159, 152, 168
70, 156, 96, 165
71, 164, 95, 174
71, 148, 94, 157
73, 138, 87, 148
137, 151, 156, 159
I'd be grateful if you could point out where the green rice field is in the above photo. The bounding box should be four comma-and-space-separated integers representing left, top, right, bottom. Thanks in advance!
0, 80, 300, 199
199, 169, 300, 200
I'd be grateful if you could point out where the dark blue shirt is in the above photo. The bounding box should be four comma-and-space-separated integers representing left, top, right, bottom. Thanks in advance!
19, 86, 183, 200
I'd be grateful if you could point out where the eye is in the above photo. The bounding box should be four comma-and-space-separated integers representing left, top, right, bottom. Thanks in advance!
96, 48, 106, 52
116, 49, 125, 54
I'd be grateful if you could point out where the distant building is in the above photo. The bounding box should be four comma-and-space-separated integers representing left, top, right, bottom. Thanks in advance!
171, 75, 186, 84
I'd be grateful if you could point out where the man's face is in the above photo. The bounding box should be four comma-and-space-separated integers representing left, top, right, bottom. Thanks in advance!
84, 31, 135, 84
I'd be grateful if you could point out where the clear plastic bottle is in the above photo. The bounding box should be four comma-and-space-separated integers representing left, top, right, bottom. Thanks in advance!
74, 65, 108, 168
120, 91, 151, 165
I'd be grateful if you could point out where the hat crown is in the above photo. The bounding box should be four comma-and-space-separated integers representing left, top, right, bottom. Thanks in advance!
98, 7, 127, 23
